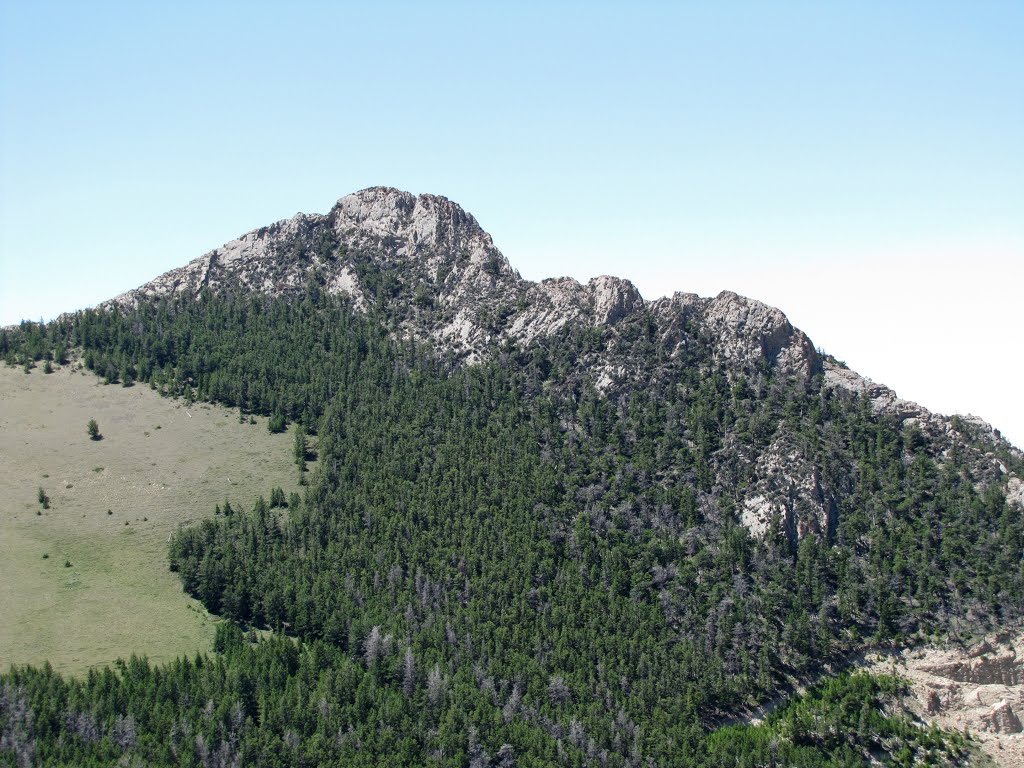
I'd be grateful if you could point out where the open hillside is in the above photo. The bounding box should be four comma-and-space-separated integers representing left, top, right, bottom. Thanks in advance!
0, 361, 304, 675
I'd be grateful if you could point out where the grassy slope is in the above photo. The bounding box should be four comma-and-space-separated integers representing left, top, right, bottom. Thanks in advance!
0, 362, 304, 675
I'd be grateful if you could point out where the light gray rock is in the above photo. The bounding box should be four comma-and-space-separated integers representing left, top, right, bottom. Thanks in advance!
1008, 477, 1024, 509
823, 361, 925, 421
588, 276, 643, 326
738, 434, 834, 541
108, 188, 819, 386
700, 291, 818, 380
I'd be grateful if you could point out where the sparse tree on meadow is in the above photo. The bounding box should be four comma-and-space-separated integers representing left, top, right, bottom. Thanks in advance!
294, 424, 308, 485
294, 425, 307, 468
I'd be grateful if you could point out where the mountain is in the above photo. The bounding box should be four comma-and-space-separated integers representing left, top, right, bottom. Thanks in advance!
3, 187, 1023, 767
111, 186, 814, 376
108, 186, 1024, 539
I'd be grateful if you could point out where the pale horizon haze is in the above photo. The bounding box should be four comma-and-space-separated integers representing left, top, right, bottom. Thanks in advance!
1, 2, 1021, 445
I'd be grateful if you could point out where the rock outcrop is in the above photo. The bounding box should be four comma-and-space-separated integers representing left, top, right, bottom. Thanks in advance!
698, 290, 818, 380
823, 362, 926, 422
923, 651, 1024, 687
1008, 477, 1024, 509
984, 701, 1024, 735
739, 437, 835, 539
867, 633, 1024, 765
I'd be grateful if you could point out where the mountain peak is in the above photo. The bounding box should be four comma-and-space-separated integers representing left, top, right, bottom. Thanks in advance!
104, 189, 819, 380
329, 187, 488, 253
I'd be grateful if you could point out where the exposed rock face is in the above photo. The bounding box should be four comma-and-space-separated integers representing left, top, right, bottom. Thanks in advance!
823, 356, 1022, 515
1008, 478, 1024, 509
590, 276, 644, 326
106, 186, 1023, 540
739, 437, 835, 539
984, 701, 1024, 735
867, 633, 1024, 765
924, 652, 1024, 687
823, 362, 926, 422
699, 290, 818, 380
642, 289, 820, 382
111, 188, 519, 361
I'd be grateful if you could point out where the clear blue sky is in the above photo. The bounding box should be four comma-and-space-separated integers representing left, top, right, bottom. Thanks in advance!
2, 2, 1022, 444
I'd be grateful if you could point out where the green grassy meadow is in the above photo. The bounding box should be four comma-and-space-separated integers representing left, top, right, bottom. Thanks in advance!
0, 361, 304, 675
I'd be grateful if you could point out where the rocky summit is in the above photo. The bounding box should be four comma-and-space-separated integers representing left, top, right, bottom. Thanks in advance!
110, 186, 1023, 541
112, 187, 815, 378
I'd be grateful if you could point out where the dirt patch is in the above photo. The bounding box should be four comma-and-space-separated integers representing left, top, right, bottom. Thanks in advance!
0, 362, 307, 675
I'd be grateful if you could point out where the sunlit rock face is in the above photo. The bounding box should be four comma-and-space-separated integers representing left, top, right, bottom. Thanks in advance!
867, 633, 1024, 764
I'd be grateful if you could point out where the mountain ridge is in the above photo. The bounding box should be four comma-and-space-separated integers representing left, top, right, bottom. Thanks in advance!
101, 186, 1023, 533
108, 187, 816, 376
